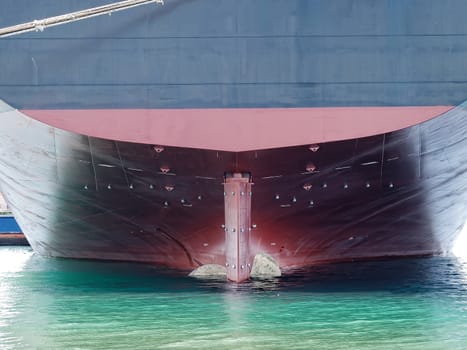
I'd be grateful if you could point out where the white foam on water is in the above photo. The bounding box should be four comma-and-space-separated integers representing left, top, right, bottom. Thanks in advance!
453, 220, 467, 259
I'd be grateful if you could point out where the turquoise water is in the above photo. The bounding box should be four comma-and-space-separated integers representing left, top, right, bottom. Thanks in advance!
1, 247, 467, 349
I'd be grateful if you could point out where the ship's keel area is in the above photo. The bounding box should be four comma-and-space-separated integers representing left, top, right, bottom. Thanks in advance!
1, 101, 467, 282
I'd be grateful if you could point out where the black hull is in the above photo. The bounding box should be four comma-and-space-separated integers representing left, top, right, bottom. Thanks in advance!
1, 101, 467, 269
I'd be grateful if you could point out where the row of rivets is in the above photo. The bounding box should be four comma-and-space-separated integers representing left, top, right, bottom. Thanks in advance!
339, 182, 396, 189
83, 185, 208, 196
222, 225, 256, 230
85, 184, 164, 190
279, 200, 315, 207
271, 180, 395, 197
290, 181, 395, 192
225, 263, 251, 270
88, 181, 397, 196
89, 182, 362, 201
224, 191, 253, 196
90, 183, 203, 202
160, 199, 196, 207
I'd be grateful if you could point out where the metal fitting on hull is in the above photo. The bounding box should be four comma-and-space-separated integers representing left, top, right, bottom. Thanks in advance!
224, 173, 253, 282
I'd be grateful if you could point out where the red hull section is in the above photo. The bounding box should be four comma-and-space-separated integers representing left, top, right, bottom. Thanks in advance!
23, 106, 451, 151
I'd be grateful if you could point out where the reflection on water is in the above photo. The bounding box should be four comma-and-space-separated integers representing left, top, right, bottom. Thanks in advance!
1, 246, 467, 349
0, 247, 33, 273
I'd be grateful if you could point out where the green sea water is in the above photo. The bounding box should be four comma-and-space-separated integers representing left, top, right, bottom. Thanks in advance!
1, 246, 467, 350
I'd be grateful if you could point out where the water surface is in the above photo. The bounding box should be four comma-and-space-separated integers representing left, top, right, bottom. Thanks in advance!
1, 246, 467, 349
